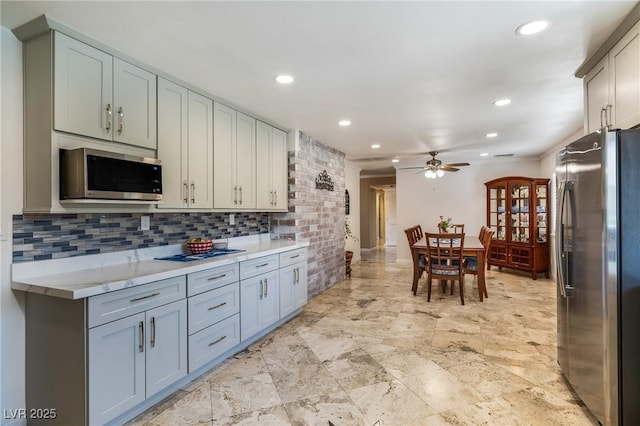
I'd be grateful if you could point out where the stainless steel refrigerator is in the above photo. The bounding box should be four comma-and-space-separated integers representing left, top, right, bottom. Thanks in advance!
556, 128, 640, 425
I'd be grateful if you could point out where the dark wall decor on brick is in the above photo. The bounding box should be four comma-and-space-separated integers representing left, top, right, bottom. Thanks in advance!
12, 212, 269, 263
272, 131, 346, 297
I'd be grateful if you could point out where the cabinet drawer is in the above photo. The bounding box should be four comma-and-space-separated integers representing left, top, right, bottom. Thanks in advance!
188, 313, 240, 372
279, 248, 307, 267
187, 264, 239, 297
88, 276, 186, 328
188, 282, 239, 335
240, 254, 279, 279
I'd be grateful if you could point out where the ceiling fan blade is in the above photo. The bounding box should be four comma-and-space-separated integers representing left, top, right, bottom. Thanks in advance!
440, 166, 460, 172
443, 162, 470, 167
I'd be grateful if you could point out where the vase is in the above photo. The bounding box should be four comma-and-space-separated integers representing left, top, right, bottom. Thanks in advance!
345, 250, 354, 277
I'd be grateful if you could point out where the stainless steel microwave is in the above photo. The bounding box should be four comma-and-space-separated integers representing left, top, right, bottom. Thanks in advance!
60, 148, 162, 201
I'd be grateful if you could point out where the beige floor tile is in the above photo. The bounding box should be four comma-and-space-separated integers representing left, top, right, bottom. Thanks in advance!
400, 368, 486, 413
127, 247, 600, 426
283, 391, 367, 426
347, 379, 436, 425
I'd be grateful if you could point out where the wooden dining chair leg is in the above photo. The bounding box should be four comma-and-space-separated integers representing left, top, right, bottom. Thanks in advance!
459, 280, 465, 305
427, 276, 433, 302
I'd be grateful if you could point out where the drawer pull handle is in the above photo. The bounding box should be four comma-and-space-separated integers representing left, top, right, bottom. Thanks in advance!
208, 302, 227, 311
207, 274, 227, 281
256, 263, 269, 268
138, 321, 144, 353
290, 254, 300, 259
208, 335, 227, 346
130, 292, 160, 302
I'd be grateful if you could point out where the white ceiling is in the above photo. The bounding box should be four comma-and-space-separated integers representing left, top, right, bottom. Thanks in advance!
1, 1, 637, 173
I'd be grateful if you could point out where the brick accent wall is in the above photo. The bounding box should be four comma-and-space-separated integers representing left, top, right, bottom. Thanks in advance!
272, 132, 346, 297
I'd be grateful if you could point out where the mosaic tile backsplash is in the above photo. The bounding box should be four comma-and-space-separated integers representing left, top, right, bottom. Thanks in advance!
12, 212, 269, 263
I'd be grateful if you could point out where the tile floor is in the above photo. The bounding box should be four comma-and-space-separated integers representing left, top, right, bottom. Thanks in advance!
127, 247, 599, 425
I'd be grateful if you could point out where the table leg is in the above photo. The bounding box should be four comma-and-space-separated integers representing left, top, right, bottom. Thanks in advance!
411, 248, 419, 295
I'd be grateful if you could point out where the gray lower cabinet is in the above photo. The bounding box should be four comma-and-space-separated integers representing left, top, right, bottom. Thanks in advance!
279, 261, 308, 318
279, 248, 308, 318
240, 270, 280, 341
24, 248, 307, 426
88, 299, 187, 425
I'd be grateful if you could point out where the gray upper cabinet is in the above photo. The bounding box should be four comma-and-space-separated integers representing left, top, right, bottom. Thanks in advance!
256, 121, 287, 210
157, 78, 213, 209
54, 32, 157, 150
213, 103, 257, 209
583, 21, 640, 133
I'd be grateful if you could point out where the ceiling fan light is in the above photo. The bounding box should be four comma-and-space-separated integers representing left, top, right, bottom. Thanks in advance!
425, 170, 435, 179
436, 169, 445, 177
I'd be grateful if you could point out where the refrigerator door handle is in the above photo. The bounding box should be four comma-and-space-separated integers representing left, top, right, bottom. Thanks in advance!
557, 180, 575, 297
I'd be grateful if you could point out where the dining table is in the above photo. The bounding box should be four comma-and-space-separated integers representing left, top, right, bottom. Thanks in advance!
411, 235, 487, 302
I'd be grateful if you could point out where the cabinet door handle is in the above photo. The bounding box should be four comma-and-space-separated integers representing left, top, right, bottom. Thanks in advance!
207, 274, 226, 281
296, 267, 300, 283
270, 190, 274, 206
138, 321, 144, 353
208, 302, 227, 311
191, 181, 195, 204
130, 292, 160, 302
264, 279, 268, 298
274, 190, 277, 206
239, 186, 243, 205
606, 104, 612, 129
259, 279, 264, 300
105, 103, 112, 132
150, 317, 156, 348
234, 186, 238, 205
208, 335, 227, 346
117, 106, 124, 134
183, 181, 189, 204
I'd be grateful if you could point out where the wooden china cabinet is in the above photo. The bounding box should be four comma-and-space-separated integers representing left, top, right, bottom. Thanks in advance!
485, 176, 550, 279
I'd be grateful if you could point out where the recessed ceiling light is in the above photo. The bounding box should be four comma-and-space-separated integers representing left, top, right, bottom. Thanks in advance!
486, 132, 498, 138
480, 152, 489, 157
516, 20, 549, 36
338, 120, 351, 127
391, 159, 399, 163
493, 98, 511, 107
371, 144, 381, 149
274, 75, 294, 84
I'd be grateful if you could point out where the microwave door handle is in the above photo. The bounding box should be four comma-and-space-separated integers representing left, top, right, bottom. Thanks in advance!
556, 181, 567, 297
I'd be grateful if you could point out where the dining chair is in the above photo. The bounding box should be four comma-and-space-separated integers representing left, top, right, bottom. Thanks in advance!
464, 229, 493, 298
425, 232, 466, 305
451, 224, 465, 233
405, 226, 426, 293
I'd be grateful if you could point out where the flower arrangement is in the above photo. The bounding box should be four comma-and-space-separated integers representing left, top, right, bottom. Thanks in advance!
438, 216, 453, 232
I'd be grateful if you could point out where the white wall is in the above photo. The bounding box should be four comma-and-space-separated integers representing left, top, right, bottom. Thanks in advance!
1, 26, 25, 424
345, 161, 361, 263
396, 159, 543, 262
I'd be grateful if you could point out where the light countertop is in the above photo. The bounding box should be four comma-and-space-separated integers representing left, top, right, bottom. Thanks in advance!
12, 234, 309, 300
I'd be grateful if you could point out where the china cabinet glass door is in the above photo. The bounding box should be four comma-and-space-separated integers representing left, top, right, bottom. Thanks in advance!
509, 181, 531, 244
488, 183, 507, 242
535, 182, 548, 243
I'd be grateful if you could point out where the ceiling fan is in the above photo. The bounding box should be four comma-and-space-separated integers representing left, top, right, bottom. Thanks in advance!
409, 151, 470, 178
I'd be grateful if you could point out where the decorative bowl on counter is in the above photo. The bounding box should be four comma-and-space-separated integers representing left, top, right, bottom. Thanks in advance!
187, 239, 213, 254
212, 239, 228, 250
